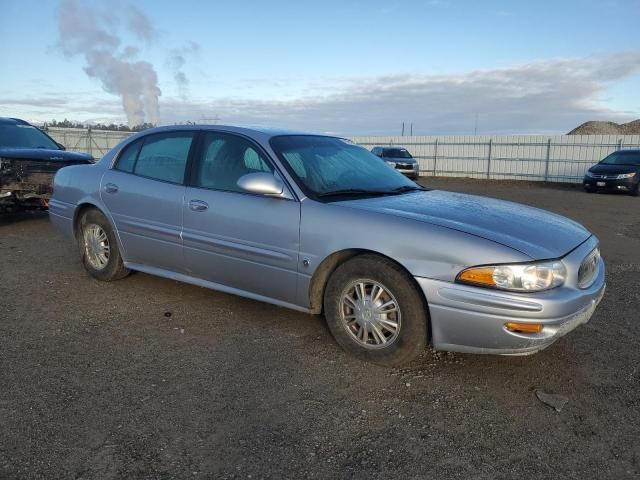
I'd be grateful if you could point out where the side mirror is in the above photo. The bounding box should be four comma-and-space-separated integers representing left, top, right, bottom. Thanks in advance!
237, 172, 284, 196
56, 142, 66, 150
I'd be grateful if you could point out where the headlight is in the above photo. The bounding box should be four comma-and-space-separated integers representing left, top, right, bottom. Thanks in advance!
617, 172, 636, 179
457, 260, 567, 292
385, 160, 396, 167
585, 171, 595, 178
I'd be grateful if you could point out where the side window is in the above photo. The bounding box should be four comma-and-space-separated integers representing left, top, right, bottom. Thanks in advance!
281, 151, 307, 179
114, 139, 142, 173
196, 133, 274, 192
133, 133, 194, 184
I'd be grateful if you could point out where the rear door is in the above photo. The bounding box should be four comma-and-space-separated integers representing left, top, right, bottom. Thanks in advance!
182, 131, 300, 304
101, 131, 196, 272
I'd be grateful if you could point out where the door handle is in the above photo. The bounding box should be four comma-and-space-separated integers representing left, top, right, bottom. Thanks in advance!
189, 199, 209, 212
104, 183, 118, 194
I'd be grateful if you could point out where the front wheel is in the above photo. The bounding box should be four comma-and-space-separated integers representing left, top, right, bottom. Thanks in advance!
324, 255, 428, 367
77, 208, 130, 281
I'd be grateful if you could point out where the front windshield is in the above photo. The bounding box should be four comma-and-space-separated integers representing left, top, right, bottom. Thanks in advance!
0, 124, 60, 149
601, 151, 640, 166
383, 148, 412, 159
270, 135, 419, 198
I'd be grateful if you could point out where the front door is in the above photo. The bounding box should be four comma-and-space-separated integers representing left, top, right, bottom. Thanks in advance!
182, 131, 300, 304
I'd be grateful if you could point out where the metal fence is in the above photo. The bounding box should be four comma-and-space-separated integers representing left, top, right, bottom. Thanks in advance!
350, 134, 640, 183
46, 128, 640, 184
47, 127, 132, 159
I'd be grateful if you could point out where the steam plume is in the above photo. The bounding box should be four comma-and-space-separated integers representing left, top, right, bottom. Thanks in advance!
57, 0, 161, 126
167, 42, 200, 99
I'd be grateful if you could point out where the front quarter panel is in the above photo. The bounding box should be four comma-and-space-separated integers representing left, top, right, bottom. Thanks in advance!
297, 199, 531, 307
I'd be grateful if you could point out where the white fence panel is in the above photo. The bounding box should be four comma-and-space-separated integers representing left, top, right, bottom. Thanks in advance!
46, 128, 640, 183
349, 134, 640, 183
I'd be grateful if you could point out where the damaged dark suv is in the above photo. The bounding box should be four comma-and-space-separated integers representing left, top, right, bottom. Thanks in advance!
0, 118, 93, 211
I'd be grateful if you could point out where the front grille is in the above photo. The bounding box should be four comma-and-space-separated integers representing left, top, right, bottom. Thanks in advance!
395, 163, 415, 170
578, 248, 600, 288
589, 173, 617, 180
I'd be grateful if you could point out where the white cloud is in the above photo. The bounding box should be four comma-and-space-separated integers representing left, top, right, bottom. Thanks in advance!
7, 51, 640, 134
156, 51, 640, 135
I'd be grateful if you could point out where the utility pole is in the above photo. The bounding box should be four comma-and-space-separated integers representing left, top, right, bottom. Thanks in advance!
474, 112, 478, 135
401, 122, 405, 136
410, 122, 413, 136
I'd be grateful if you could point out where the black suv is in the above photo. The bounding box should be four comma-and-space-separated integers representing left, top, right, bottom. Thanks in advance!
583, 149, 640, 196
0, 118, 93, 211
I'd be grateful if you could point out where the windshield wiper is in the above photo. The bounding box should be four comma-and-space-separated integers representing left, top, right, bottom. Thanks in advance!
390, 185, 426, 193
318, 185, 427, 198
317, 188, 390, 198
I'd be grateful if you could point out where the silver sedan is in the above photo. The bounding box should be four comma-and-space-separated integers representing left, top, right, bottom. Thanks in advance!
49, 126, 605, 366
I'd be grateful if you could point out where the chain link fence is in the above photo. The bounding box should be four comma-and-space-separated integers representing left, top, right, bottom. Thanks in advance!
46, 127, 132, 159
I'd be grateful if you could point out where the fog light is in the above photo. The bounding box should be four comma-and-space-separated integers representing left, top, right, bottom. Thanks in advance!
505, 322, 544, 334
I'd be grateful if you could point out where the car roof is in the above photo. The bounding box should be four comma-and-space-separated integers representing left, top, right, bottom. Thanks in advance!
140, 124, 315, 141
0, 117, 31, 126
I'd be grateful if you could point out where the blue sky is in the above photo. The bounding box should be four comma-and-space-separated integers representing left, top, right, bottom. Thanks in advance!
1, 0, 639, 134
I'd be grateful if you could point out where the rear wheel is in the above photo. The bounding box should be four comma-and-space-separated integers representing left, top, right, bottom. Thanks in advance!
324, 254, 428, 367
77, 209, 130, 281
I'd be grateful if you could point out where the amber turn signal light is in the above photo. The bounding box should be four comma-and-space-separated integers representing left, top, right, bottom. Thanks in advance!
457, 267, 496, 286
504, 322, 544, 334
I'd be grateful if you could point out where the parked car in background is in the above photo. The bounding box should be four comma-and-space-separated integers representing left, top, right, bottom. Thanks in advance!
50, 125, 605, 366
583, 149, 640, 196
371, 146, 419, 179
0, 118, 93, 211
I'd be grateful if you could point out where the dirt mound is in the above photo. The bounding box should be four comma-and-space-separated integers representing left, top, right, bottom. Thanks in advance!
568, 119, 640, 135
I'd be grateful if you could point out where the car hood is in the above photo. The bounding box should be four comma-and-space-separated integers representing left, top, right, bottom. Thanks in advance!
0, 147, 93, 163
589, 163, 639, 174
336, 190, 591, 259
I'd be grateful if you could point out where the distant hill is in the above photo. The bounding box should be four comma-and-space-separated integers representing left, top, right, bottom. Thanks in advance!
568, 119, 640, 135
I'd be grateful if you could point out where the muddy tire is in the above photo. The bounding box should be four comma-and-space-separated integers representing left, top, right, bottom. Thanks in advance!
323, 254, 428, 367
77, 208, 130, 281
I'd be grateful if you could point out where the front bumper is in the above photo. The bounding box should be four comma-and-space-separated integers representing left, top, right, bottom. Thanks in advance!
416, 236, 606, 355
394, 164, 419, 178
583, 176, 638, 192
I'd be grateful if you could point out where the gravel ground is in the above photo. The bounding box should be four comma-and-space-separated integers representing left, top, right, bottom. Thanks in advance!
1, 178, 638, 479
